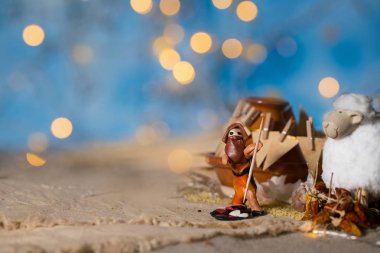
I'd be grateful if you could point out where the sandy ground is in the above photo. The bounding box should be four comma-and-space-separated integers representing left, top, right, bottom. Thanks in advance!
154, 233, 380, 253
0, 134, 379, 252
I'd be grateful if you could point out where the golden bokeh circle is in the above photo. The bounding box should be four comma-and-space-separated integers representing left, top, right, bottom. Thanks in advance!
152, 36, 173, 56
244, 43, 267, 64
22, 24, 45, 47
318, 77, 340, 98
236, 1, 258, 22
212, 0, 233, 10
164, 24, 184, 45
167, 149, 193, 173
190, 32, 213, 54
28, 132, 49, 153
172, 61, 195, 85
130, 0, 153, 15
222, 39, 243, 59
160, 0, 181, 16
159, 48, 181, 70
26, 152, 46, 167
51, 117, 73, 139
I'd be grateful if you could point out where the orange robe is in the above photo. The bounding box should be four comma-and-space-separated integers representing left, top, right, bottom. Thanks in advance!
229, 138, 257, 205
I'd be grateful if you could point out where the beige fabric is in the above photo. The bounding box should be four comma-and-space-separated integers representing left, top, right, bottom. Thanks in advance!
0, 134, 302, 252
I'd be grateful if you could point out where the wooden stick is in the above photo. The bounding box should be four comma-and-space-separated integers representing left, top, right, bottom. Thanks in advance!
306, 117, 315, 151
313, 160, 319, 188
357, 187, 362, 202
243, 116, 265, 204
242, 109, 260, 127
262, 113, 271, 140
232, 100, 246, 118
328, 172, 334, 201
278, 118, 294, 142
241, 103, 251, 116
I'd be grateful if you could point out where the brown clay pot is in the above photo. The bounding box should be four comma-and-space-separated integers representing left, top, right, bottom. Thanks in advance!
243, 97, 295, 133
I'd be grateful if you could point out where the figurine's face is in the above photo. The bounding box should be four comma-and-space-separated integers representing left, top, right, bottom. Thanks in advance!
228, 128, 243, 139
322, 109, 363, 139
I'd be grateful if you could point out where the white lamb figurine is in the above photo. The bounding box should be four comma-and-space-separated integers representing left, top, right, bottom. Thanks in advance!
322, 93, 380, 202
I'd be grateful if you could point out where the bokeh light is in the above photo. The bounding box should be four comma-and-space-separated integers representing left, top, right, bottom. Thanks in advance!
22, 24, 45, 47
276, 36, 298, 57
318, 77, 340, 98
244, 43, 267, 64
212, 0, 233, 10
51, 117, 73, 139
1, 1, 377, 149
236, 1, 258, 22
152, 36, 173, 56
167, 149, 193, 173
135, 121, 170, 145
28, 132, 48, 153
197, 109, 220, 130
26, 152, 46, 167
163, 23, 184, 45
130, 0, 153, 15
172, 61, 195, 85
190, 32, 213, 54
321, 25, 339, 43
152, 121, 170, 140
222, 39, 243, 59
135, 125, 158, 145
160, 0, 180, 16
159, 48, 181, 70
72, 44, 93, 65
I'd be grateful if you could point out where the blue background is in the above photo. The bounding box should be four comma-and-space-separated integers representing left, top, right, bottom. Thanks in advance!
0, 0, 379, 149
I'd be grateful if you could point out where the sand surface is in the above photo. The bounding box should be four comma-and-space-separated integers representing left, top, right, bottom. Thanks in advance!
0, 134, 378, 252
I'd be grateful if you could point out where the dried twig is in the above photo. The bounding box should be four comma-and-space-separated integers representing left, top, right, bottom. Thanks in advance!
328, 172, 334, 201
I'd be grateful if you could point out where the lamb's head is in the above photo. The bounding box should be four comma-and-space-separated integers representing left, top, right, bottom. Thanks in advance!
323, 109, 363, 139
322, 94, 376, 139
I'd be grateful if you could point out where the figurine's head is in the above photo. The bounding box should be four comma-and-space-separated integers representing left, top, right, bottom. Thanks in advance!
228, 128, 243, 139
222, 123, 249, 143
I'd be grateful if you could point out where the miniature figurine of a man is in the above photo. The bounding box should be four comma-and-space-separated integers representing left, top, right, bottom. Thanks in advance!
221, 123, 264, 216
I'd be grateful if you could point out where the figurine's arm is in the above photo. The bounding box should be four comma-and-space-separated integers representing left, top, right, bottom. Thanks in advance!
221, 153, 229, 165
244, 141, 263, 159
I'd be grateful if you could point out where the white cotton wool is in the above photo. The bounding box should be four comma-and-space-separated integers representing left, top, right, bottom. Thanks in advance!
322, 94, 380, 196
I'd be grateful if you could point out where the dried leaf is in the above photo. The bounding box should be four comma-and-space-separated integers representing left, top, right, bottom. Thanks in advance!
345, 211, 371, 229
354, 202, 367, 222
302, 194, 318, 220
331, 216, 342, 227
324, 205, 345, 220
315, 181, 327, 193
338, 196, 354, 211
339, 219, 362, 237
344, 212, 360, 224
313, 210, 330, 225
311, 200, 319, 215
335, 188, 351, 198
324, 203, 338, 211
